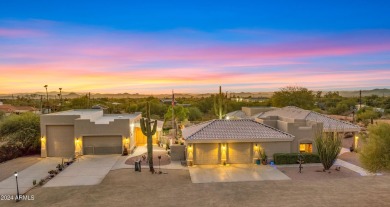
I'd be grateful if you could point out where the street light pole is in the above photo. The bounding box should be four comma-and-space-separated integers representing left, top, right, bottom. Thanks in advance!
14, 172, 20, 202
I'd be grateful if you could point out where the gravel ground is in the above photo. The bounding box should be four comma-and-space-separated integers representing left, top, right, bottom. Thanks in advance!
277, 165, 360, 180
2, 169, 390, 207
125, 151, 171, 166
0, 155, 41, 181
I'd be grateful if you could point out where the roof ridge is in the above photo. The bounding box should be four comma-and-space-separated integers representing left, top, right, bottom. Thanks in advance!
307, 110, 359, 128
248, 119, 295, 137
187, 119, 216, 139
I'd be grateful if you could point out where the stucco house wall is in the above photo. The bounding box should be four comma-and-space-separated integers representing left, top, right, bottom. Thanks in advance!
256, 116, 323, 153
40, 110, 142, 157
74, 119, 132, 154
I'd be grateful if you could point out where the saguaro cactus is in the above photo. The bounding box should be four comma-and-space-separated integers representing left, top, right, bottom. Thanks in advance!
214, 86, 227, 119
140, 102, 158, 172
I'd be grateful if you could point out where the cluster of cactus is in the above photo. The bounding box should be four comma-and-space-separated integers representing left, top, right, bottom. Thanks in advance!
140, 102, 157, 172
214, 86, 228, 119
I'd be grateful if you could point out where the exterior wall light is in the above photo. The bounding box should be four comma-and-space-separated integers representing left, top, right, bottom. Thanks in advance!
354, 135, 359, 149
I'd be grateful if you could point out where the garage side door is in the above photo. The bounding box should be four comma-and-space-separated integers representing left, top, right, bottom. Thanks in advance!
83, 136, 122, 155
228, 143, 252, 164
194, 143, 219, 165
47, 125, 75, 157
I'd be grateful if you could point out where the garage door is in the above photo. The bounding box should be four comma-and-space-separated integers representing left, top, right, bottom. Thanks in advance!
194, 143, 219, 165
47, 125, 75, 157
228, 143, 252, 164
83, 136, 122, 155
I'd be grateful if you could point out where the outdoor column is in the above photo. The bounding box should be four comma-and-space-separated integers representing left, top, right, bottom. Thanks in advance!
221, 143, 227, 165
40, 136, 47, 157
187, 144, 193, 166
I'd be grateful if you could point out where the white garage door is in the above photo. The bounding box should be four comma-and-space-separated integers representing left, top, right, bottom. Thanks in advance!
194, 143, 219, 165
47, 125, 75, 157
228, 143, 252, 164
83, 136, 122, 155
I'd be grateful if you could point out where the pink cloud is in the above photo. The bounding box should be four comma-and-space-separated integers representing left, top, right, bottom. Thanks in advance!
0, 28, 46, 38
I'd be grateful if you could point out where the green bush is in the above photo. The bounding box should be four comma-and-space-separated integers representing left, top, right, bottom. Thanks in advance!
0, 112, 40, 154
273, 153, 320, 165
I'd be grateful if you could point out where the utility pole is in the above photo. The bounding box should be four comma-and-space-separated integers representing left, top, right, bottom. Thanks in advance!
359, 90, 362, 110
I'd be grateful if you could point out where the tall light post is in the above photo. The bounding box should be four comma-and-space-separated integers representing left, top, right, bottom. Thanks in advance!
14, 172, 20, 202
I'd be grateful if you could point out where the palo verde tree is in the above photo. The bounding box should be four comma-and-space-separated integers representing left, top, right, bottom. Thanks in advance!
140, 102, 158, 173
315, 130, 342, 170
214, 86, 227, 119
360, 123, 390, 173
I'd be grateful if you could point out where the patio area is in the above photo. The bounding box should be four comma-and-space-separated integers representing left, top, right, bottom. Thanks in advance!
189, 164, 290, 183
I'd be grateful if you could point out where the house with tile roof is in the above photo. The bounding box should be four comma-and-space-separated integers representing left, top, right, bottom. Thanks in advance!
182, 106, 360, 165
0, 103, 39, 115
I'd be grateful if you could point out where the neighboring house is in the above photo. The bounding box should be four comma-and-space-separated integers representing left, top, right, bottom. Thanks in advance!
40, 109, 163, 157
226, 107, 276, 119
231, 97, 269, 103
356, 104, 385, 113
183, 106, 360, 165
160, 99, 177, 105
183, 119, 294, 165
0, 103, 39, 115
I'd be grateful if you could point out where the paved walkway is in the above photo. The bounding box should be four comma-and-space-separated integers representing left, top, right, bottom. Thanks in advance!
189, 164, 290, 183
0, 155, 41, 182
44, 155, 120, 187
339, 147, 350, 155
336, 147, 381, 176
111, 145, 187, 170
0, 157, 62, 195
334, 159, 380, 176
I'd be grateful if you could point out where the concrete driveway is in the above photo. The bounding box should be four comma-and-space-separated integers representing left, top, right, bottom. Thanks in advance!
189, 164, 290, 183
0, 157, 62, 195
44, 155, 120, 187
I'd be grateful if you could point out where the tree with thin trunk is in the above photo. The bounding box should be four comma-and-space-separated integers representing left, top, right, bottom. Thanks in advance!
140, 102, 157, 173
44, 85, 49, 111
315, 130, 342, 170
214, 86, 227, 119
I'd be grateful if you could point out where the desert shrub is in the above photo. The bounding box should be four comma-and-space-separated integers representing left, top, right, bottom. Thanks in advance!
360, 123, 390, 173
0, 143, 23, 163
0, 112, 40, 155
273, 153, 320, 164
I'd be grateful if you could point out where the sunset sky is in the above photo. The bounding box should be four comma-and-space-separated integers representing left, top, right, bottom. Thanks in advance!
1, 1, 390, 94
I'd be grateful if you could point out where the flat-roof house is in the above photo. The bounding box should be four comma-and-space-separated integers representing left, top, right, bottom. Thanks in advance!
183, 106, 360, 165
40, 109, 163, 157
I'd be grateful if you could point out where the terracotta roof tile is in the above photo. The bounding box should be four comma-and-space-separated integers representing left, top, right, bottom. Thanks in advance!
183, 119, 294, 141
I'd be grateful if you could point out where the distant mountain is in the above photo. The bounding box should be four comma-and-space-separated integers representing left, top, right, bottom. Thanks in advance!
0, 89, 388, 99
338, 88, 390, 97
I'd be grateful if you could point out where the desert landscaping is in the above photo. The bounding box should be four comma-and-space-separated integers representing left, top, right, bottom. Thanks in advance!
1, 169, 389, 207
